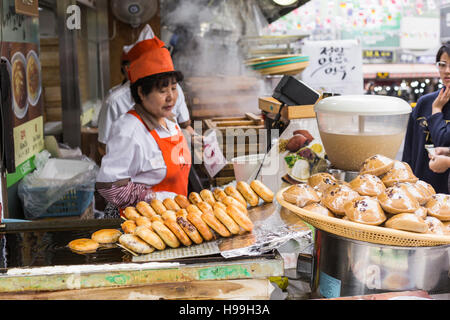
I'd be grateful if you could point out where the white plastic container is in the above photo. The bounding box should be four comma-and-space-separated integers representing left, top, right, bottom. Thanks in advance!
315, 95, 412, 171
231, 154, 266, 182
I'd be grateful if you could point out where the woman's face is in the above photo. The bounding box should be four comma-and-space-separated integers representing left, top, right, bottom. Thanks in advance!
139, 80, 179, 119
438, 52, 450, 88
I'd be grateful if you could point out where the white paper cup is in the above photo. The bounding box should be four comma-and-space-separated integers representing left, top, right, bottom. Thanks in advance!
231, 154, 266, 182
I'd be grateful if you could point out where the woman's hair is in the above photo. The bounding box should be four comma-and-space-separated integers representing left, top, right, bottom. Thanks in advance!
130, 71, 184, 104
436, 42, 450, 62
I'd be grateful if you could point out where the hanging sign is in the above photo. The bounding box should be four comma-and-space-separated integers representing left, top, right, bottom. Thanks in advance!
15, 0, 39, 17
363, 50, 394, 62
301, 40, 364, 95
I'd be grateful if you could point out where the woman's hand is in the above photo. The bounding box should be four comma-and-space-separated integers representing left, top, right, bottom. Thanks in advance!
429, 154, 450, 173
435, 147, 450, 157
432, 87, 450, 115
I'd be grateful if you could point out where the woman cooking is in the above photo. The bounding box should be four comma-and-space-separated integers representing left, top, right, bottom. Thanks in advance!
96, 37, 191, 218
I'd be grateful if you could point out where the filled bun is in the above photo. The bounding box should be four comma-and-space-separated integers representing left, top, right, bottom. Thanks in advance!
91, 229, 122, 244
360, 154, 394, 176
343, 196, 387, 226
303, 203, 335, 217
377, 185, 420, 214
414, 207, 428, 220
415, 180, 436, 198
349, 174, 386, 197
322, 185, 360, 216
385, 213, 428, 233
68, 239, 99, 253
395, 182, 432, 206
308, 173, 338, 193
283, 184, 320, 208
424, 216, 449, 235
425, 194, 450, 221
381, 161, 418, 187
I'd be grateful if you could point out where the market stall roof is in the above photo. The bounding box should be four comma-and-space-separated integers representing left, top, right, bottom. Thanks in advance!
363, 64, 439, 80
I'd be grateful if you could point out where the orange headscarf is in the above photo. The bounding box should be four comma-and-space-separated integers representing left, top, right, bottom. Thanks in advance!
128, 37, 175, 84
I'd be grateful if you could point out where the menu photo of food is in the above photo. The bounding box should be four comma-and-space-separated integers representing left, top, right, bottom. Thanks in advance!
26, 50, 42, 107
11, 51, 28, 120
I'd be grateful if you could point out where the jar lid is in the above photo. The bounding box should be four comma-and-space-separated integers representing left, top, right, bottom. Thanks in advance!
315, 95, 412, 116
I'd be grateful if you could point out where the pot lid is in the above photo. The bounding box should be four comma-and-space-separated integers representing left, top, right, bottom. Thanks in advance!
315, 95, 412, 116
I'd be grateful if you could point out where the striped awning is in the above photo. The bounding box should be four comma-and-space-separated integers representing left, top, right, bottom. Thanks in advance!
363, 64, 439, 80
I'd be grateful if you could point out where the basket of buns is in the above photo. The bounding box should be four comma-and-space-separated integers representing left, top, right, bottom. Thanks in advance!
276, 154, 450, 247
68, 180, 275, 256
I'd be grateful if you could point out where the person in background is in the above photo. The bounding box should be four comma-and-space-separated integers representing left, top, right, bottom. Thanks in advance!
403, 42, 450, 194
96, 36, 191, 218
97, 25, 195, 156
429, 147, 450, 193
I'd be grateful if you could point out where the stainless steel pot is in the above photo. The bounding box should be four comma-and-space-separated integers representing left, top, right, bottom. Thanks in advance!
298, 230, 450, 298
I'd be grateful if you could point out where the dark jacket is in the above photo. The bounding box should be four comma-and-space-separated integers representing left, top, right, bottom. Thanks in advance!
402, 89, 450, 194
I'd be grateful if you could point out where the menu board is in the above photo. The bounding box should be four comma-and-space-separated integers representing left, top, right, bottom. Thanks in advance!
2, 41, 44, 187
301, 40, 364, 96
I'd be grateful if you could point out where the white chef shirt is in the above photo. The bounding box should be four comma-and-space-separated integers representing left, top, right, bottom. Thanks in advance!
96, 112, 182, 187
97, 82, 190, 145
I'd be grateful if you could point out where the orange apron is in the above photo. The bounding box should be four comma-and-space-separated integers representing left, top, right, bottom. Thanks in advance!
128, 110, 191, 196
119, 111, 191, 218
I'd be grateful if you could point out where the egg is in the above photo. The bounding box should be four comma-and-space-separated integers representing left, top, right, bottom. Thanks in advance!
310, 143, 326, 159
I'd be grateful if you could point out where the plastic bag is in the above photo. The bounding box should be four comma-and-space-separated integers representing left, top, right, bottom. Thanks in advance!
18, 151, 99, 219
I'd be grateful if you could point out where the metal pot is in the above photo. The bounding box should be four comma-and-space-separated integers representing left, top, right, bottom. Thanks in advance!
298, 230, 450, 298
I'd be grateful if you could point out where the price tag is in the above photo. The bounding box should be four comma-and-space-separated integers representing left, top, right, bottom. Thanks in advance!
203, 131, 227, 178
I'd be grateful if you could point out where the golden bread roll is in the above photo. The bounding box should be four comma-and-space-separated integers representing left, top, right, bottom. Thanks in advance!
151, 220, 181, 248
222, 196, 248, 214
135, 226, 166, 251
186, 204, 204, 216
176, 209, 204, 245
121, 220, 137, 234
224, 186, 247, 207
343, 196, 387, 226
135, 216, 152, 228
214, 201, 228, 212
360, 154, 395, 176
151, 199, 167, 215
187, 209, 214, 241
68, 239, 99, 253
136, 201, 157, 218
236, 181, 260, 207
385, 213, 428, 233
91, 229, 122, 244
200, 190, 216, 206
424, 216, 449, 235
150, 215, 164, 223
308, 173, 338, 193
201, 211, 232, 238
175, 195, 191, 209
349, 174, 386, 197
414, 207, 428, 220
415, 180, 436, 198
164, 219, 193, 247
119, 234, 155, 254
377, 185, 420, 214
303, 203, 335, 217
396, 182, 431, 206
213, 188, 228, 202
161, 210, 177, 222
426, 194, 450, 221
226, 205, 254, 232
189, 192, 203, 205
213, 207, 240, 235
381, 161, 418, 187
283, 184, 320, 208
197, 201, 214, 215
322, 185, 360, 216
163, 198, 181, 212
123, 207, 141, 221
250, 180, 274, 203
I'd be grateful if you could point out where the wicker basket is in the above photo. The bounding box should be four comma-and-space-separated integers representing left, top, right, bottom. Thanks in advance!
276, 187, 450, 247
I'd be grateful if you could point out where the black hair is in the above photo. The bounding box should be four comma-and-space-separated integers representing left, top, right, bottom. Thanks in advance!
130, 71, 184, 104
436, 42, 450, 62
